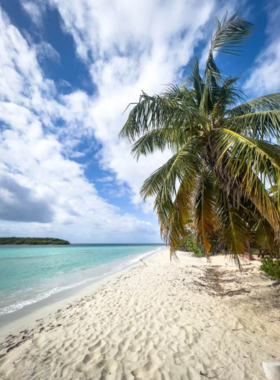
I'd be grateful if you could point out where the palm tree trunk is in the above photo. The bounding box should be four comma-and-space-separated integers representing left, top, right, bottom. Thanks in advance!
244, 240, 253, 261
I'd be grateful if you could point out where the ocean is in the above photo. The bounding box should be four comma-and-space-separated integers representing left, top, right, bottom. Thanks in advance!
0, 244, 164, 318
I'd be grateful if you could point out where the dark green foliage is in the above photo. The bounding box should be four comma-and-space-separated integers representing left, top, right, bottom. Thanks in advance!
178, 231, 225, 257
261, 257, 280, 280
178, 231, 204, 257
0, 237, 70, 245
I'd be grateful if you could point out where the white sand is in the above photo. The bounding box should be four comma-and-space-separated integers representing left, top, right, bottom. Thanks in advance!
0, 249, 280, 380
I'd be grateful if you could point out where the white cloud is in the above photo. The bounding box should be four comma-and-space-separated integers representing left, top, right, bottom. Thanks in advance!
97, 176, 114, 183
21, 0, 47, 26
0, 1, 243, 242
0, 99, 156, 242
36, 41, 60, 63
0, 8, 157, 242
244, 1, 280, 96
45, 0, 222, 208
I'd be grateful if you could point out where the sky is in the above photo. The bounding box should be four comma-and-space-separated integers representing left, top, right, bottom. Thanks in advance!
0, 0, 279, 243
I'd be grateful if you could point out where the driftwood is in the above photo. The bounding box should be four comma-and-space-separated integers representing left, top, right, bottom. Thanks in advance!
140, 259, 148, 267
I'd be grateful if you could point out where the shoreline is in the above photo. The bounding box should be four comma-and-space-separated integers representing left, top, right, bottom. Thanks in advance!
1, 250, 280, 379
0, 246, 165, 341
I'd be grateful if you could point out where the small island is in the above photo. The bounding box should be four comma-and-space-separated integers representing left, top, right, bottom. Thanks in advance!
0, 237, 70, 245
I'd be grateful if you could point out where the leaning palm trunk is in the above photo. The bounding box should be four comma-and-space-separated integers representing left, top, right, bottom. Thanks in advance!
120, 13, 280, 265
245, 240, 253, 261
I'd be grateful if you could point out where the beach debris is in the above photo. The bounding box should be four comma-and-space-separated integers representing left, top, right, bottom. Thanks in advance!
199, 369, 223, 378
140, 259, 148, 267
262, 362, 280, 380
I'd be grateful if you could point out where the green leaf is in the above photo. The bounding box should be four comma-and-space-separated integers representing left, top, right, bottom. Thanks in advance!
226, 110, 280, 141
213, 129, 280, 227
140, 138, 204, 200
210, 12, 254, 56
220, 196, 250, 268
119, 86, 204, 142
131, 127, 187, 160
194, 167, 219, 254
228, 93, 280, 116
159, 175, 200, 259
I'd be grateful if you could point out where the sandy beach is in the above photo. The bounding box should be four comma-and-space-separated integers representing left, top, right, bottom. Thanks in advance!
0, 248, 279, 380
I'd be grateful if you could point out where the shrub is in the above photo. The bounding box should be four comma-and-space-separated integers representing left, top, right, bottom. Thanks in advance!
178, 230, 227, 257
261, 257, 280, 280
178, 232, 204, 257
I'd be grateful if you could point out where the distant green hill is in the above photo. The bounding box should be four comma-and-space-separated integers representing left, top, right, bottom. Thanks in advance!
0, 237, 70, 245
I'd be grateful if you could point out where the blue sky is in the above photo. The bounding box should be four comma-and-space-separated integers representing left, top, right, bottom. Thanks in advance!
0, 0, 279, 243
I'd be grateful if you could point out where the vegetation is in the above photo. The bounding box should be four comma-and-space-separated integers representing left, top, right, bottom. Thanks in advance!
178, 231, 204, 257
261, 257, 280, 280
0, 237, 70, 245
120, 13, 280, 265
178, 231, 224, 257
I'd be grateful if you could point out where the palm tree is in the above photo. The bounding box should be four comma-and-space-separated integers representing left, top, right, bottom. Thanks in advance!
120, 13, 280, 264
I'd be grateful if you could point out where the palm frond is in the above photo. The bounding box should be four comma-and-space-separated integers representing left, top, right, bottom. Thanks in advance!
245, 176, 280, 231
194, 166, 219, 254
161, 179, 198, 259
140, 138, 204, 200
201, 13, 253, 116
213, 129, 280, 227
210, 12, 254, 55
228, 93, 280, 116
219, 194, 251, 268
201, 52, 221, 116
225, 110, 280, 141
252, 218, 276, 255
214, 129, 280, 175
131, 127, 187, 160
186, 57, 204, 106
119, 87, 204, 142
142, 139, 203, 258
217, 76, 244, 110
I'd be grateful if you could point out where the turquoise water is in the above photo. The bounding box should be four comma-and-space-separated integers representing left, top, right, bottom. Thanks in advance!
0, 244, 164, 316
